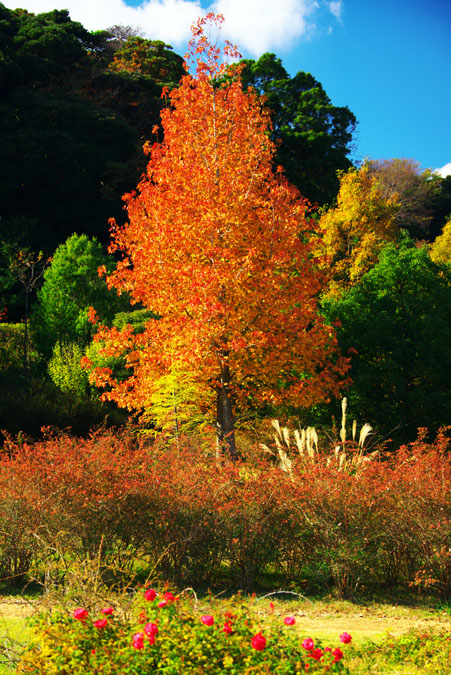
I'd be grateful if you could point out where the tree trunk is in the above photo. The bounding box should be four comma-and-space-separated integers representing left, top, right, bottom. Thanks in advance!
216, 364, 237, 461
23, 289, 29, 373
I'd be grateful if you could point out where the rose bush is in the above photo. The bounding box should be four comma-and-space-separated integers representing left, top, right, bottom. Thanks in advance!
17, 591, 351, 673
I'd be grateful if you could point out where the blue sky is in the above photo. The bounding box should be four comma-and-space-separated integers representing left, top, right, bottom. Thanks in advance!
5, 0, 451, 175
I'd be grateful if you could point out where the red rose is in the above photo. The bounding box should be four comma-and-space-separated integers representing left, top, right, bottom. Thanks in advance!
101, 607, 114, 615
251, 632, 266, 651
93, 618, 108, 629
144, 589, 157, 602
309, 648, 323, 661
73, 607, 89, 622
201, 615, 214, 626
340, 632, 352, 644
223, 621, 233, 634
333, 647, 343, 662
284, 616, 295, 625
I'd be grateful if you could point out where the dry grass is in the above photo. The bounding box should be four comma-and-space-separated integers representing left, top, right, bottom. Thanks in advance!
261, 397, 379, 474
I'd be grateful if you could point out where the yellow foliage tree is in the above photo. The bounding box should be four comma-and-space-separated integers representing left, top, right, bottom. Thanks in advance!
430, 218, 451, 264
317, 166, 399, 297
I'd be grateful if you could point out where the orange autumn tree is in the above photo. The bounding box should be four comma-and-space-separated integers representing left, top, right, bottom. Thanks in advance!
86, 14, 348, 459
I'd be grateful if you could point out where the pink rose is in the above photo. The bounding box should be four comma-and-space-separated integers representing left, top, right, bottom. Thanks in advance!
157, 599, 168, 608
144, 622, 158, 637
284, 616, 295, 625
251, 632, 266, 651
333, 647, 343, 662
340, 632, 352, 644
101, 607, 114, 615
302, 637, 315, 651
93, 618, 107, 629
132, 632, 145, 650
73, 607, 89, 622
144, 589, 157, 602
201, 615, 214, 626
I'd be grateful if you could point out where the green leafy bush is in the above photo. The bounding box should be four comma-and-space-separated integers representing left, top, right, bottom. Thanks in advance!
0, 323, 24, 370
48, 341, 90, 397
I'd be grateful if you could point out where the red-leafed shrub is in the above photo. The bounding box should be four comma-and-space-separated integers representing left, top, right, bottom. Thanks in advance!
0, 426, 450, 595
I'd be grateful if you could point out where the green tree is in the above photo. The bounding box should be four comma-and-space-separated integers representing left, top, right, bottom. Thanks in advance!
32, 234, 125, 357
0, 5, 96, 92
108, 37, 185, 86
9, 248, 46, 371
323, 236, 451, 440
0, 3, 184, 269
47, 341, 89, 398
0, 88, 137, 254
240, 53, 357, 206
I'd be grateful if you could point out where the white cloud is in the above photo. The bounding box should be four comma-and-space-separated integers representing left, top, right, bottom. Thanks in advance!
212, 0, 314, 55
434, 163, 451, 178
328, 0, 343, 21
3, 0, 336, 54
3, 0, 202, 46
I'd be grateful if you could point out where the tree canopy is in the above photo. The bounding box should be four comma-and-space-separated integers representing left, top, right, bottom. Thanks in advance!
317, 166, 399, 297
0, 3, 184, 286
108, 36, 185, 86
240, 53, 357, 206
366, 158, 435, 239
32, 233, 124, 357
87, 15, 349, 458
430, 218, 451, 264
323, 236, 451, 440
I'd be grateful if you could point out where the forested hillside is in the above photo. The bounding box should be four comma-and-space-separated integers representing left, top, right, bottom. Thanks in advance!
1, 4, 451, 445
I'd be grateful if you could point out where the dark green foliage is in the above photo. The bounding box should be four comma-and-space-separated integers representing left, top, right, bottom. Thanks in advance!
0, 87, 137, 252
0, 323, 27, 371
0, 369, 127, 439
0, 3, 184, 259
240, 53, 357, 206
0, 321, 126, 438
430, 175, 451, 240
323, 236, 451, 440
109, 36, 185, 85
0, 6, 94, 93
